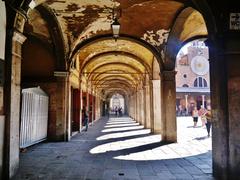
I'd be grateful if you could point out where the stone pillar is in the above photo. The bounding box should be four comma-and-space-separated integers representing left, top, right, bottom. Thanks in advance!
79, 88, 83, 131
185, 94, 188, 114
131, 95, 134, 118
161, 71, 177, 142
136, 91, 139, 123
152, 80, 161, 134
91, 89, 94, 124
207, 38, 229, 179
131, 95, 135, 119
144, 84, 151, 129
4, 31, 26, 178
54, 71, 70, 141
201, 95, 205, 108
140, 89, 145, 125
134, 94, 137, 120
149, 81, 154, 132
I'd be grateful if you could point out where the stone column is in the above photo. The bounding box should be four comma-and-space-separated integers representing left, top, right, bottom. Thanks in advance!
132, 95, 134, 118
140, 89, 145, 125
152, 80, 161, 134
201, 95, 205, 108
91, 88, 95, 124
149, 81, 154, 132
4, 31, 26, 178
209, 35, 240, 178
131, 95, 135, 119
136, 91, 139, 123
161, 71, 177, 142
134, 94, 137, 120
54, 71, 70, 141
185, 94, 188, 114
79, 88, 83, 131
144, 84, 151, 129
128, 96, 131, 117
207, 38, 229, 179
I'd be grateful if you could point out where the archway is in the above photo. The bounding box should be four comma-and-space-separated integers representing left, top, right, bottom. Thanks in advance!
73, 36, 163, 133
110, 93, 125, 116
175, 39, 211, 145
6, 0, 240, 179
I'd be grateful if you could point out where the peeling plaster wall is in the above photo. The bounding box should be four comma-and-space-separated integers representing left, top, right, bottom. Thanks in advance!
26, 9, 51, 39
43, 0, 183, 52
47, 0, 118, 49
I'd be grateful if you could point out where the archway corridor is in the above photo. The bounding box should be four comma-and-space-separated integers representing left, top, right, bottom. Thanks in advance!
14, 116, 212, 180
2, 0, 240, 179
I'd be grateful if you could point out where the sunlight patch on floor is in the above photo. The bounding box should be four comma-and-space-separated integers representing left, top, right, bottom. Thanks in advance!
90, 135, 161, 154
106, 121, 137, 125
104, 122, 140, 128
96, 129, 151, 140
101, 125, 144, 133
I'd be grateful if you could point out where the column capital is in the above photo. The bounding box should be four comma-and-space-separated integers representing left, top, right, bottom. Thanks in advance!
161, 70, 176, 81
54, 71, 69, 77
12, 31, 27, 44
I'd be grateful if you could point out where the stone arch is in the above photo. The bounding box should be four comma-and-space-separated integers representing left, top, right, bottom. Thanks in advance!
165, 7, 208, 70
70, 34, 164, 71
34, 4, 67, 71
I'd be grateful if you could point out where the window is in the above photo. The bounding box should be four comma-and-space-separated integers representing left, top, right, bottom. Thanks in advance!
182, 84, 189, 87
183, 74, 187, 78
194, 77, 208, 87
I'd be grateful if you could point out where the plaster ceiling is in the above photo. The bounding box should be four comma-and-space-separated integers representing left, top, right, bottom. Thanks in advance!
77, 38, 154, 96
178, 10, 207, 42
25, 0, 208, 98
45, 0, 184, 47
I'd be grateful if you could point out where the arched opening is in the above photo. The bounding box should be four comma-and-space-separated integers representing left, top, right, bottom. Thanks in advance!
72, 36, 163, 134
110, 94, 125, 116
175, 38, 212, 172
176, 39, 210, 116
7, 0, 240, 179
163, 4, 214, 175
20, 5, 68, 143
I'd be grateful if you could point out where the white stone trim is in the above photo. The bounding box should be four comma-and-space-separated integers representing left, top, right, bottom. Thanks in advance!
12, 31, 26, 44
54, 71, 69, 77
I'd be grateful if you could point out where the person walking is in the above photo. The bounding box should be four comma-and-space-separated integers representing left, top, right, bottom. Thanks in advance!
198, 105, 207, 127
192, 106, 199, 127
83, 109, 89, 131
205, 106, 212, 137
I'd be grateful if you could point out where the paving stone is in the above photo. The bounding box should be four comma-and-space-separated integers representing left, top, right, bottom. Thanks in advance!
182, 166, 204, 175
140, 175, 160, 180
157, 171, 176, 179
173, 173, 194, 179
14, 116, 214, 180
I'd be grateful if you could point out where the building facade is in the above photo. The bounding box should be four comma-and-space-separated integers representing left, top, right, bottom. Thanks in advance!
176, 40, 210, 115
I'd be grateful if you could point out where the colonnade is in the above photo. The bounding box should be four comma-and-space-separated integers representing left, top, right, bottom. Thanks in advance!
128, 71, 177, 142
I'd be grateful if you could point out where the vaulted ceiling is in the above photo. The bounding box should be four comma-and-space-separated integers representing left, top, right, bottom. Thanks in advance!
24, 0, 208, 98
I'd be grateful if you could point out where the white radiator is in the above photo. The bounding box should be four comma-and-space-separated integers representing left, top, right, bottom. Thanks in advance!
20, 87, 49, 148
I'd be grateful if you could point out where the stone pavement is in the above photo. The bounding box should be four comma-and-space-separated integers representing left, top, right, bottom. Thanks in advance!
13, 116, 213, 180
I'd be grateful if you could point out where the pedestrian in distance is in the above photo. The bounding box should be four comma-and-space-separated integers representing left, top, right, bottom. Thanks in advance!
198, 105, 207, 127
205, 106, 212, 137
192, 106, 199, 127
83, 109, 89, 131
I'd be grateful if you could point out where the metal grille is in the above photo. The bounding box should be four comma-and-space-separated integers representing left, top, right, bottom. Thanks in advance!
20, 87, 49, 148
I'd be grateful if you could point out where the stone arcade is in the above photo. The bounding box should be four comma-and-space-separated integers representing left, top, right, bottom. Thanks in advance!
0, 0, 240, 179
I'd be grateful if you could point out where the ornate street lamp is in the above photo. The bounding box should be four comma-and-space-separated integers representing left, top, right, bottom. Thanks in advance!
111, 17, 120, 41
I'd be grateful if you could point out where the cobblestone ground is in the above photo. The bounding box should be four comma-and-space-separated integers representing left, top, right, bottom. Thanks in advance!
13, 116, 213, 180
